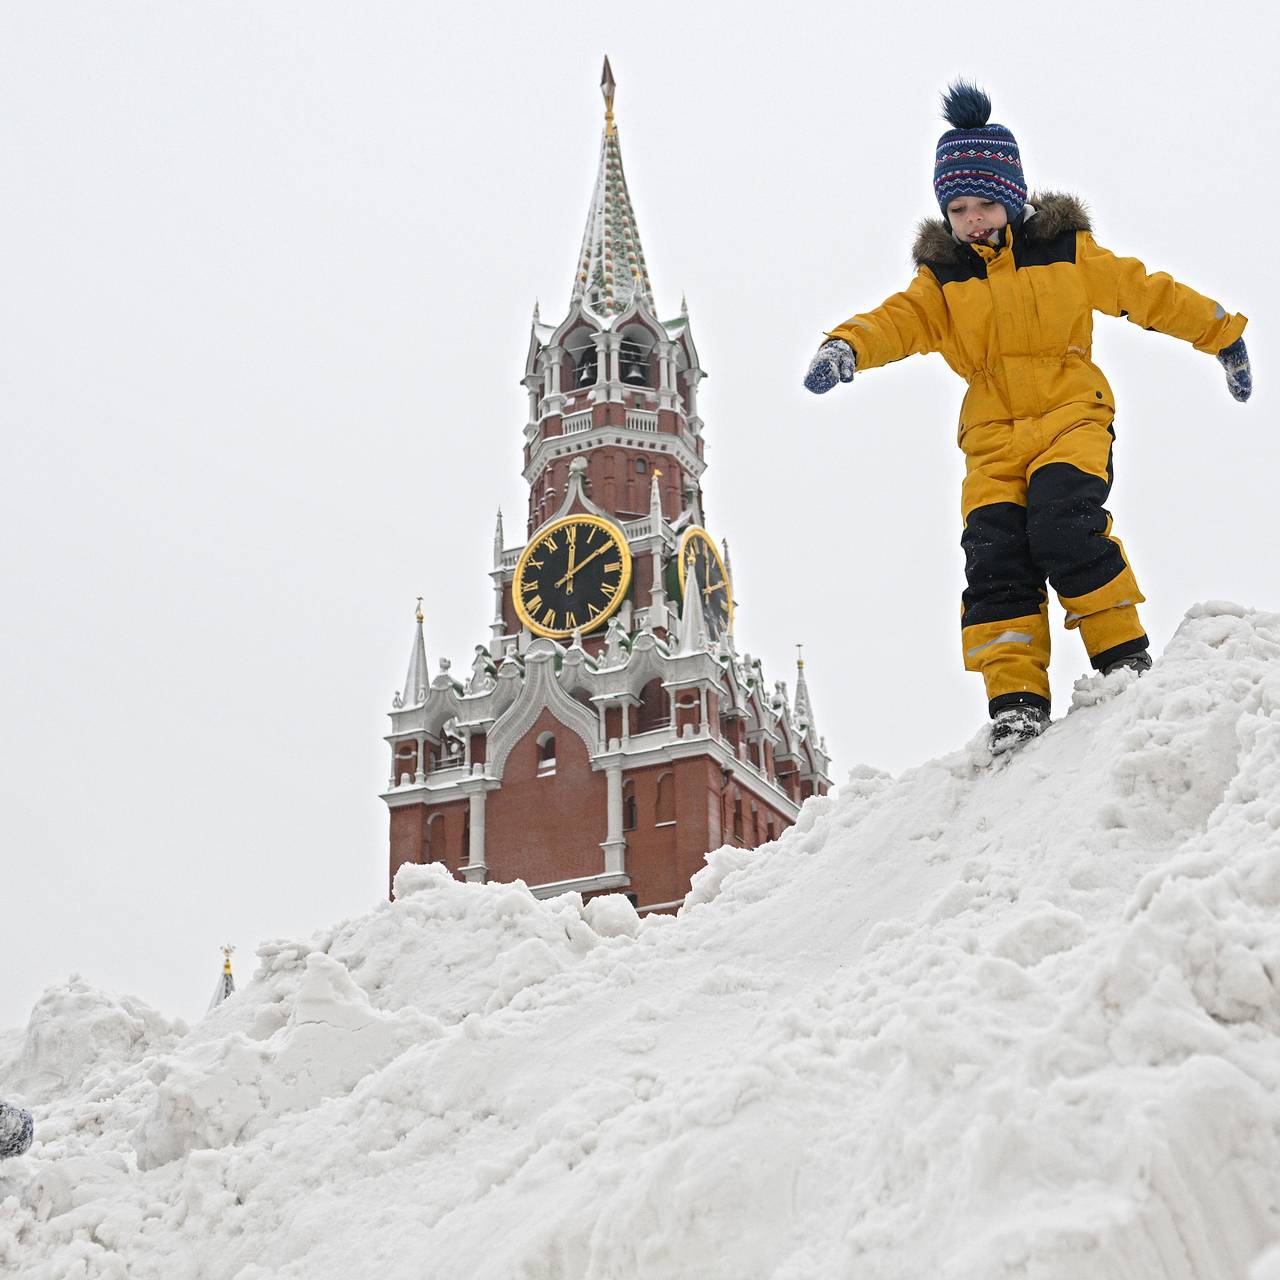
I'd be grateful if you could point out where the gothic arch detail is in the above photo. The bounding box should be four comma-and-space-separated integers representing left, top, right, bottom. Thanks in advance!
486, 640, 600, 781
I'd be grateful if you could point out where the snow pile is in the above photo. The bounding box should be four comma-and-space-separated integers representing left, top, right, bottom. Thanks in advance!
2, 603, 1278, 1279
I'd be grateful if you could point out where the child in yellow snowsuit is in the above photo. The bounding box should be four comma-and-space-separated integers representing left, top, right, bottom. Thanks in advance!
805, 82, 1251, 754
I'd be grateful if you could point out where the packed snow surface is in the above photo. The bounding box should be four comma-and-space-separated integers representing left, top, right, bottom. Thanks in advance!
3, 603, 1279, 1279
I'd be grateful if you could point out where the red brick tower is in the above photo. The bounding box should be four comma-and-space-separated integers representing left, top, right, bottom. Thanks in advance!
382, 60, 830, 910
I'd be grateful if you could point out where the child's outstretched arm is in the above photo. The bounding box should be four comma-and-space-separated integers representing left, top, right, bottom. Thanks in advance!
804, 268, 949, 394
1077, 234, 1250, 399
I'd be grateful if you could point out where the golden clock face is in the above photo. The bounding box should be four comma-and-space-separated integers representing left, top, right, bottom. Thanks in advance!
677, 527, 733, 640
513, 514, 632, 639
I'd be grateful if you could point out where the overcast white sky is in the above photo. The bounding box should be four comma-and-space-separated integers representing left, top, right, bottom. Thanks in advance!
3, 1, 1276, 1030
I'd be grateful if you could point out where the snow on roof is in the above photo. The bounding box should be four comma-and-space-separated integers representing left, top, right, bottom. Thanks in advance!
6, 601, 1280, 1276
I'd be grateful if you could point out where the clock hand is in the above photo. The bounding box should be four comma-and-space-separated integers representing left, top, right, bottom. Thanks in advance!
702, 577, 725, 596
554, 541, 612, 587
564, 540, 577, 595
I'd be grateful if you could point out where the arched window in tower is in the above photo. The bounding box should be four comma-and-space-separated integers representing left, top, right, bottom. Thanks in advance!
732, 791, 744, 843
636, 677, 669, 732
635, 457, 648, 475
567, 334, 598, 388
536, 731, 557, 776
426, 813, 445, 866
618, 326, 655, 386
655, 771, 675, 826
622, 780, 637, 831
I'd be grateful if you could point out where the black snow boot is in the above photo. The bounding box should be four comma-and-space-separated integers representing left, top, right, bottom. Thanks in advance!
989, 704, 1049, 756
1101, 651, 1153, 677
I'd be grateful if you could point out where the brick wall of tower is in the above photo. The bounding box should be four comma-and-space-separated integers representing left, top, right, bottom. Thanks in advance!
482, 709, 608, 886
388, 733, 806, 909
389, 799, 467, 897
526, 449, 688, 533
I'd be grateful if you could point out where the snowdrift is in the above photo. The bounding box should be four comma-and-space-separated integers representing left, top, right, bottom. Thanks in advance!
2, 602, 1278, 1280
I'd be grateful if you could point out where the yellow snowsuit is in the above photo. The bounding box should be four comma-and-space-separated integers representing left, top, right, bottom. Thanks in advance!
825, 192, 1247, 713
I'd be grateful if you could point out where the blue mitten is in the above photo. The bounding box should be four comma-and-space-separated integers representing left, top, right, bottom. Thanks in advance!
804, 339, 856, 394
1217, 337, 1252, 403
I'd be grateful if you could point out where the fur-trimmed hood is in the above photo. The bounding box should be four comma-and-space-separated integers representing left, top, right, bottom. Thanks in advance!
913, 192, 1091, 267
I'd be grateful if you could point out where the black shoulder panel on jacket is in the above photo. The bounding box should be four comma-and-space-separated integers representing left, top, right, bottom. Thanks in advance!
929, 255, 988, 285
1013, 228, 1078, 269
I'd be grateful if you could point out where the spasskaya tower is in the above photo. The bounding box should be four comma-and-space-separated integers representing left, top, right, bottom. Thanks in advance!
381, 59, 829, 911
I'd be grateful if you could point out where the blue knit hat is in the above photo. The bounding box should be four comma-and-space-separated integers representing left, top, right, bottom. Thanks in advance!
933, 82, 1026, 221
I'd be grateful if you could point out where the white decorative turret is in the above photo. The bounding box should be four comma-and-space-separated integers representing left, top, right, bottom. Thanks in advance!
207, 944, 235, 1013
395, 599, 430, 709
675, 554, 711, 656
493, 509, 505, 569
793, 646, 815, 733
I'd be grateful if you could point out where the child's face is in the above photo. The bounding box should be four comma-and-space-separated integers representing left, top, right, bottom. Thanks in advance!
946, 196, 1009, 243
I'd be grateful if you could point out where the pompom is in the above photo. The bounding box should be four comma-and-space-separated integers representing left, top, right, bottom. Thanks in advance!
941, 81, 992, 129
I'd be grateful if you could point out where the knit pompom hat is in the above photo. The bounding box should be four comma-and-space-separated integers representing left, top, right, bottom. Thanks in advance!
933, 82, 1026, 221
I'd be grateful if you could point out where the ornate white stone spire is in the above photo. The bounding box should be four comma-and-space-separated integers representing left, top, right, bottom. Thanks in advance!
676, 551, 711, 656
207, 944, 236, 1012
493, 508, 505, 568
793, 645, 815, 733
397, 598, 430, 709
649, 467, 664, 524
570, 57, 655, 318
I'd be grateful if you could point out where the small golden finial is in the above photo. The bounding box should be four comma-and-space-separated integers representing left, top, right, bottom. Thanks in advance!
221, 943, 235, 976
653, 467, 662, 478
415, 596, 424, 623
601, 56, 617, 136
796, 643, 805, 670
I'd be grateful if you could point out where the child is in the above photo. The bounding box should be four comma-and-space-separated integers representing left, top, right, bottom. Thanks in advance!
805, 82, 1252, 755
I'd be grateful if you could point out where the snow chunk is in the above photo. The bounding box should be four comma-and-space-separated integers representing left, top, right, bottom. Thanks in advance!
4, 977, 185, 1101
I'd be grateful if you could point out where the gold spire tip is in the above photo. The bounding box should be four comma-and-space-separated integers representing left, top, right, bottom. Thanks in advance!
601, 56, 616, 136
415, 595, 424, 623
221, 943, 235, 975
796, 643, 805, 669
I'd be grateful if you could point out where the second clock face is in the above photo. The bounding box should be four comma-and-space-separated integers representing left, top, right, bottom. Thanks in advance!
513, 514, 632, 639
677, 527, 732, 640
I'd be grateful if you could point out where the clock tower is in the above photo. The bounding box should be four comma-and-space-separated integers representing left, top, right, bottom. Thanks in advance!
381, 60, 830, 911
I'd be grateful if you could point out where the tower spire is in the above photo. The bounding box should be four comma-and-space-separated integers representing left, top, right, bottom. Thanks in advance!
794, 644, 815, 733
676, 547, 711, 655
207, 944, 236, 1012
397, 600, 429, 709
571, 59, 654, 317
602, 55, 617, 136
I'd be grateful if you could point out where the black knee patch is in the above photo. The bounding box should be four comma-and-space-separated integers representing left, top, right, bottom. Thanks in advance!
1026, 462, 1127, 598
961, 502, 1047, 628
